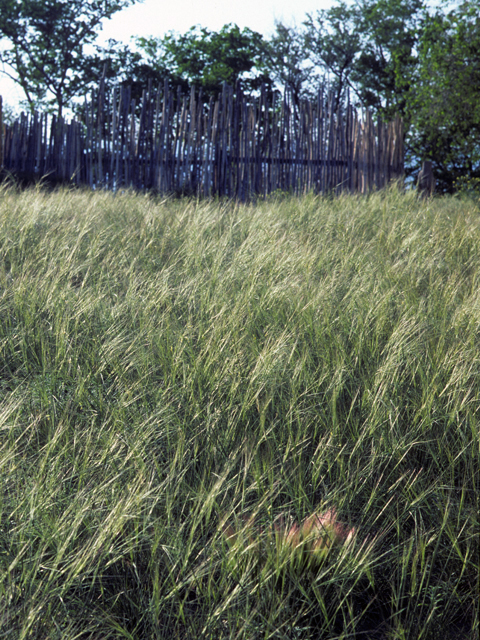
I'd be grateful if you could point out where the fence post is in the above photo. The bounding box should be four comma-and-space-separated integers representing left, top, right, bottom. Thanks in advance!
417, 160, 435, 198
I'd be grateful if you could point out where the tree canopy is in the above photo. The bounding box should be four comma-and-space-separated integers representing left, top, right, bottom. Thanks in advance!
134, 25, 272, 99
406, 1, 480, 191
0, 0, 140, 117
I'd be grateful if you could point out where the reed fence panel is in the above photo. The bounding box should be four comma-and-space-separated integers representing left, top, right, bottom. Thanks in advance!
0, 83, 404, 198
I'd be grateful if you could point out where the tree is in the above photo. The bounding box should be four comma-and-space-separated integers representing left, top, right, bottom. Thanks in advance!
351, 0, 424, 118
263, 22, 315, 108
134, 24, 272, 101
0, 0, 141, 117
304, 0, 424, 115
303, 2, 364, 108
407, 1, 480, 192
87, 38, 180, 104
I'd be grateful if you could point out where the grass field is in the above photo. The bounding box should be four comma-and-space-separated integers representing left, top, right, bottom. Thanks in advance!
0, 184, 478, 639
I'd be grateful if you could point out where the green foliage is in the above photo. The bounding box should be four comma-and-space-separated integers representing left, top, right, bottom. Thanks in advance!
263, 22, 315, 109
352, 0, 424, 117
88, 37, 180, 104
407, 1, 480, 192
304, 0, 424, 115
93, 25, 272, 106
0, 97, 18, 125
135, 25, 272, 100
0, 0, 140, 116
453, 175, 480, 198
0, 187, 478, 638
304, 1, 364, 107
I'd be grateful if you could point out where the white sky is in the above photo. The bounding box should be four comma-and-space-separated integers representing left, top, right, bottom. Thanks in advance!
0, 0, 333, 110
99, 0, 333, 41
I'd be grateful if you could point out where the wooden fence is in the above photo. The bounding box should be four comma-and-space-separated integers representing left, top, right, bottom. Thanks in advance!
0, 82, 404, 198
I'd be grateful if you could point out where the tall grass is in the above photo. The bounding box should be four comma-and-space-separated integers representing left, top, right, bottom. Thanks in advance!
0, 184, 478, 639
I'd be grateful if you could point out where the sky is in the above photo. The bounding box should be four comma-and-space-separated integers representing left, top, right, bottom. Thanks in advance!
0, 0, 333, 110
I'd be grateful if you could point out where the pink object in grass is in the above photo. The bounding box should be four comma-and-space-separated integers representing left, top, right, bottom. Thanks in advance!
222, 508, 356, 558
276, 508, 356, 552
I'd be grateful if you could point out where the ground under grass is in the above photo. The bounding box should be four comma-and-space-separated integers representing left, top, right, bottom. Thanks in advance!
0, 185, 478, 639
